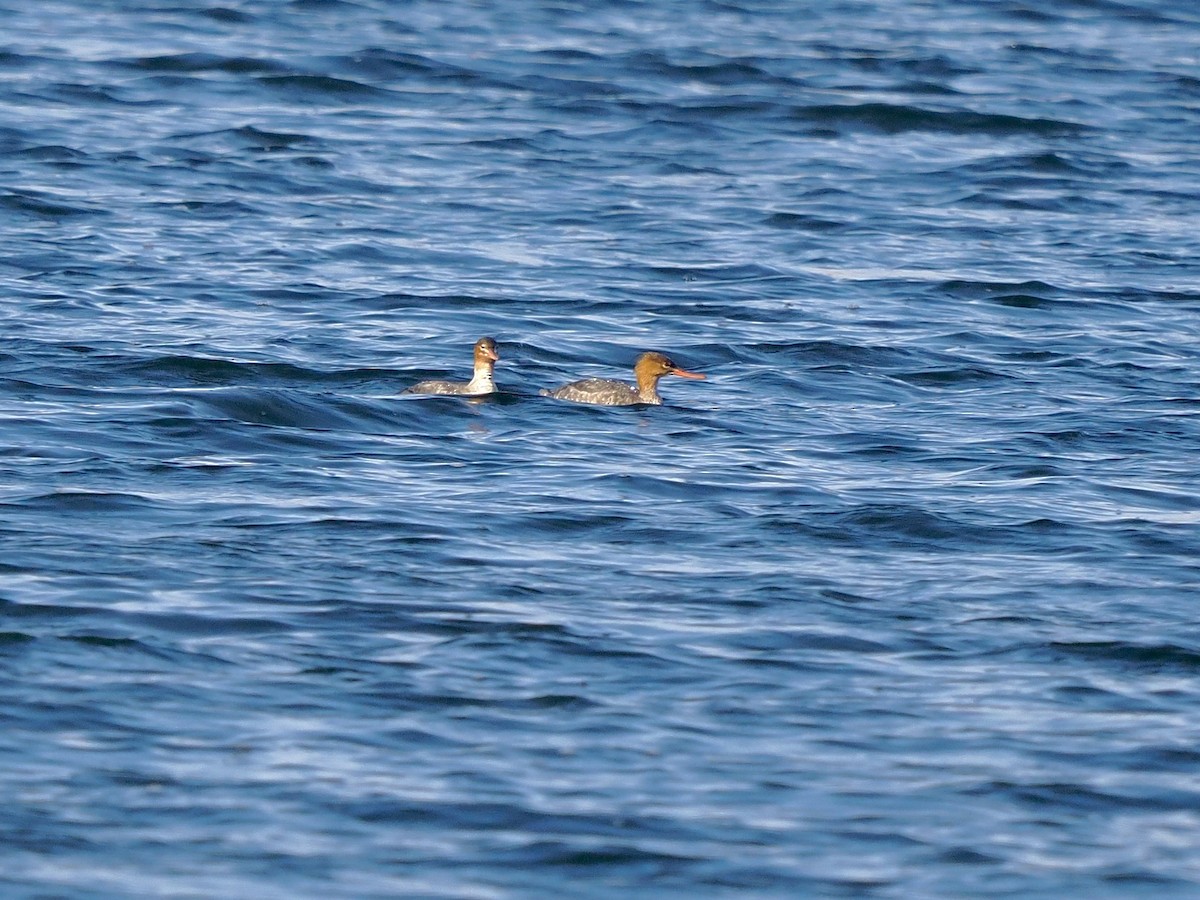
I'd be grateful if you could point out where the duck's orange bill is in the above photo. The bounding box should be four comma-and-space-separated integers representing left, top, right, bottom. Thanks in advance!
670, 368, 706, 379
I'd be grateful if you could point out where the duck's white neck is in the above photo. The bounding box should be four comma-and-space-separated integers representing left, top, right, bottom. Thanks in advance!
467, 363, 495, 393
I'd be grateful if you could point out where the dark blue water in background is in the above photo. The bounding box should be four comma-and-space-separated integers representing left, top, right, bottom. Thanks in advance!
4, 0, 1200, 895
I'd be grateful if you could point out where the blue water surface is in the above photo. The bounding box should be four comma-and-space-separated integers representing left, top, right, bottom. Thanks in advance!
3, 0, 1200, 896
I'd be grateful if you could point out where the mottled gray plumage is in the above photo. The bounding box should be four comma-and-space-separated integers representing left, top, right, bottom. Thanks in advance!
404, 378, 490, 396
542, 378, 649, 406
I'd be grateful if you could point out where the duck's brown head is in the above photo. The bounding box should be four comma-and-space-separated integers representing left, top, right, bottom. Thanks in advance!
634, 351, 705, 385
474, 337, 500, 365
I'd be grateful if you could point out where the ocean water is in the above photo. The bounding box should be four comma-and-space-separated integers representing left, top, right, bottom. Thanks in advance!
3, 0, 1200, 896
